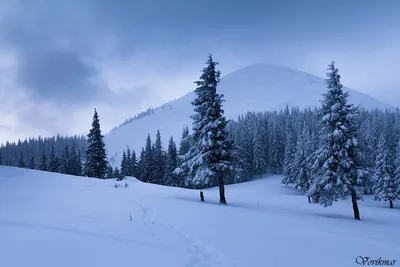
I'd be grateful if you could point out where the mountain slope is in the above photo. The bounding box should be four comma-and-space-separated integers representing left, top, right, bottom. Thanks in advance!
1, 166, 399, 267
104, 63, 391, 166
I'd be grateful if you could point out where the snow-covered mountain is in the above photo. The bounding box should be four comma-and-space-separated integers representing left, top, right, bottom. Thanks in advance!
104, 63, 391, 166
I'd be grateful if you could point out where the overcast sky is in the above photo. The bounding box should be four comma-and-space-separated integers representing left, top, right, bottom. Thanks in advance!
0, 0, 399, 144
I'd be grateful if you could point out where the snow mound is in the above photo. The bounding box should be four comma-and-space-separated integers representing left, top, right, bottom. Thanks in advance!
104, 63, 392, 167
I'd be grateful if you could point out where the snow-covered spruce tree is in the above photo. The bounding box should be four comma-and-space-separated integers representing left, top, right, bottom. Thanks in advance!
120, 150, 128, 179
270, 124, 284, 174
137, 147, 145, 181
253, 125, 266, 178
282, 125, 297, 185
373, 113, 399, 209
59, 145, 70, 174
150, 130, 166, 184
84, 109, 108, 178
178, 126, 191, 160
291, 126, 314, 202
308, 61, 367, 220
125, 147, 137, 177
140, 134, 153, 182
125, 147, 134, 177
177, 54, 234, 203
164, 137, 179, 186
71, 147, 83, 176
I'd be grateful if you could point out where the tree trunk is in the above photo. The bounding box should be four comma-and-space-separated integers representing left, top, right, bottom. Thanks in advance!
308, 196, 311, 203
351, 189, 360, 220
200, 191, 204, 202
218, 173, 227, 204
390, 200, 393, 209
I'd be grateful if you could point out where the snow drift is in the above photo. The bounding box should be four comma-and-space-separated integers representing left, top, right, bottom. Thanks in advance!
1, 166, 399, 267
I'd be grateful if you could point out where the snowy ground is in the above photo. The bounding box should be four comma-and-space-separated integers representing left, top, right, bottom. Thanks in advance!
1, 166, 399, 267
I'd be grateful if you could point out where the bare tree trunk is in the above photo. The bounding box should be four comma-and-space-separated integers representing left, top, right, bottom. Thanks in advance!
200, 191, 204, 202
390, 200, 393, 209
218, 172, 226, 204
308, 196, 311, 203
351, 189, 360, 220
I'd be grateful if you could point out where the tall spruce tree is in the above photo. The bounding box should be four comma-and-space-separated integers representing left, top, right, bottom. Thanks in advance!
84, 109, 108, 178
177, 54, 234, 203
164, 137, 179, 186
129, 149, 137, 177
126, 147, 133, 176
60, 145, 70, 174
291, 126, 314, 202
253, 126, 266, 178
308, 61, 367, 220
140, 134, 153, 182
373, 113, 399, 208
282, 125, 297, 185
120, 150, 128, 178
150, 130, 166, 184
178, 126, 191, 158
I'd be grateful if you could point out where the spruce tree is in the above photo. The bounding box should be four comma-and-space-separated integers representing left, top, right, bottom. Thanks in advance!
178, 54, 234, 203
39, 153, 47, 171
60, 145, 70, 174
129, 149, 137, 177
373, 113, 399, 208
164, 137, 179, 186
106, 165, 114, 178
282, 126, 297, 185
292, 126, 314, 202
74, 150, 83, 176
308, 61, 367, 220
48, 147, 57, 172
17, 153, 25, 168
137, 147, 145, 181
178, 126, 191, 160
28, 155, 35, 169
150, 130, 166, 184
113, 166, 120, 178
126, 147, 133, 176
84, 109, 108, 178
140, 134, 153, 182
253, 126, 266, 178
120, 150, 128, 178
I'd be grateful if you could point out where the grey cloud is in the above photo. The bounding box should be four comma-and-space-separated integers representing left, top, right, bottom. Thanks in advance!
17, 48, 98, 104
1, 0, 400, 142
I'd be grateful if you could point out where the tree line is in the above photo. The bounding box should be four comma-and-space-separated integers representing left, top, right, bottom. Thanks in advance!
0, 135, 86, 175
2, 55, 399, 219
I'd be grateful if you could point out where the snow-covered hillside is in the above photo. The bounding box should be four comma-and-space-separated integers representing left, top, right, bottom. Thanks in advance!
104, 64, 391, 166
1, 166, 399, 267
